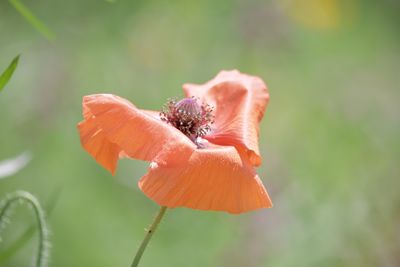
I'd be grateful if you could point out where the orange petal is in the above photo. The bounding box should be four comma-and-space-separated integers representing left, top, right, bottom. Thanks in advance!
78, 115, 121, 174
183, 70, 269, 166
139, 144, 272, 214
78, 94, 196, 174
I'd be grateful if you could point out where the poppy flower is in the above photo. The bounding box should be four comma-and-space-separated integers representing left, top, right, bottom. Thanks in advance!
78, 70, 272, 214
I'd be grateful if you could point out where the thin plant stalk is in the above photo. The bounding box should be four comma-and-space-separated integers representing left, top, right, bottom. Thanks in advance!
0, 191, 49, 267
0, 187, 61, 264
131, 206, 167, 267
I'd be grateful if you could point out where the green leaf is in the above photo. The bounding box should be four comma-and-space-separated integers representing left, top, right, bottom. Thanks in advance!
0, 55, 19, 93
8, 0, 55, 41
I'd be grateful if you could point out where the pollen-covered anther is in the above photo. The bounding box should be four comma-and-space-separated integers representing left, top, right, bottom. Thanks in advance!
160, 97, 214, 143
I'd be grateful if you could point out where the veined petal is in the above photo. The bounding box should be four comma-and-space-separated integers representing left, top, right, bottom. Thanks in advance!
139, 144, 272, 214
78, 115, 121, 174
183, 70, 269, 166
78, 94, 196, 174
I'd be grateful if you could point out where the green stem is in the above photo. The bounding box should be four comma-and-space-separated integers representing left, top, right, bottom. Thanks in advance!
131, 206, 167, 267
0, 191, 49, 267
0, 186, 61, 264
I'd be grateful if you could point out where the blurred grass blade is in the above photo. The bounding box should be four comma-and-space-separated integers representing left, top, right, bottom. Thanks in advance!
0, 152, 31, 179
8, 0, 55, 41
0, 187, 62, 264
0, 55, 19, 92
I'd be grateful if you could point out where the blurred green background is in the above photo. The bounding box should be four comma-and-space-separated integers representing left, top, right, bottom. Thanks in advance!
0, 0, 399, 266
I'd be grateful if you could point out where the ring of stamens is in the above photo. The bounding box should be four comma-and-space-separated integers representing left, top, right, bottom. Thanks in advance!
160, 97, 214, 145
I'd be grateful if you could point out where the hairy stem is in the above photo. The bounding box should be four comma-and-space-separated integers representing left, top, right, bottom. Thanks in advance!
0, 190, 49, 267
131, 206, 167, 267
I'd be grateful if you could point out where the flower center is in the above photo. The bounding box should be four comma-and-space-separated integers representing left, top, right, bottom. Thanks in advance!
160, 97, 214, 143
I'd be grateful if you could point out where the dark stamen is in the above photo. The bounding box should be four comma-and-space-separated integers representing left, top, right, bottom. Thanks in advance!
160, 97, 214, 145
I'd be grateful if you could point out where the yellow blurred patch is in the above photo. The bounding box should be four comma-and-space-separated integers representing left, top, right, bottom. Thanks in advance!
283, 0, 343, 30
